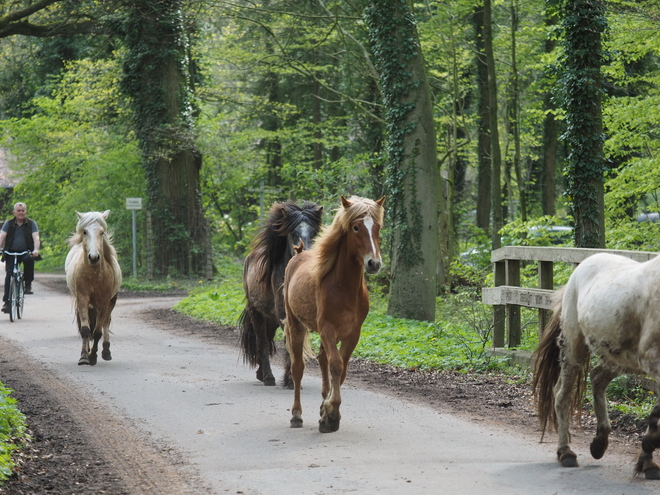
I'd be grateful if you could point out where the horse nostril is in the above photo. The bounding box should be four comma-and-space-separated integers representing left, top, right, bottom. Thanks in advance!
367, 259, 381, 273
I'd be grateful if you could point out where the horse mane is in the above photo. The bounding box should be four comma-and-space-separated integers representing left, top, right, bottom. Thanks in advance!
250, 201, 323, 286
310, 196, 384, 283
68, 211, 118, 264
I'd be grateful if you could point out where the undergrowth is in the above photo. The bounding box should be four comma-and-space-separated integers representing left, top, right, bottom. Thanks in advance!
0, 384, 28, 483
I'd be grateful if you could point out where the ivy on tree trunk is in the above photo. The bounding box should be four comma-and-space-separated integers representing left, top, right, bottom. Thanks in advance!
365, 0, 440, 322
559, 0, 607, 248
121, 0, 210, 276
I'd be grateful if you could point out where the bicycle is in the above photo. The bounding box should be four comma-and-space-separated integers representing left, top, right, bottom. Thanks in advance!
4, 250, 30, 322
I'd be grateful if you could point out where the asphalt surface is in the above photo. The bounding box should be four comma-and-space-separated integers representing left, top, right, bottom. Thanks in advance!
0, 274, 657, 495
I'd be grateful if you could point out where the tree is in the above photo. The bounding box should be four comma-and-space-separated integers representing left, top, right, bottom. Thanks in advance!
1, 0, 212, 277
483, 0, 504, 249
559, 0, 607, 248
121, 0, 211, 277
366, 0, 440, 321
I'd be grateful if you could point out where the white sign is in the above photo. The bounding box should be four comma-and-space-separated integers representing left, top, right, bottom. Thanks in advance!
126, 197, 142, 210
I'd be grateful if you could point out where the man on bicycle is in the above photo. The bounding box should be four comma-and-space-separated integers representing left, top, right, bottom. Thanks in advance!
0, 202, 40, 313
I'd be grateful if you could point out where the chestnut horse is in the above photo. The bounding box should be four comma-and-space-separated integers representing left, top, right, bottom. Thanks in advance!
283, 195, 385, 432
65, 211, 122, 366
533, 252, 660, 479
239, 201, 323, 386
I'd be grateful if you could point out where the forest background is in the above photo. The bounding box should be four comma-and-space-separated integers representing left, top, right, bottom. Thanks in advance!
1, 0, 660, 322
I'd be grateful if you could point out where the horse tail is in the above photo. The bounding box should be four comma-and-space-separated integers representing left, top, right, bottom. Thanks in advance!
532, 287, 565, 439
238, 308, 259, 367
532, 287, 590, 440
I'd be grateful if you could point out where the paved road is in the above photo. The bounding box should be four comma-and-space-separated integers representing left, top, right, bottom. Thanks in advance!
0, 276, 656, 494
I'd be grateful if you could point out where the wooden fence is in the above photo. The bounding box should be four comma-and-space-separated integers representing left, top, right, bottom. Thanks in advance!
481, 246, 658, 354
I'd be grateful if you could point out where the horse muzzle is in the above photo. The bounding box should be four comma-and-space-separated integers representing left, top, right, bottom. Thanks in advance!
88, 254, 101, 265
365, 258, 382, 274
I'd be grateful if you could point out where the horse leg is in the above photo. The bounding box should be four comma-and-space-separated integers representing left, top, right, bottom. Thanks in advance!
281, 344, 293, 390
256, 318, 277, 386
589, 364, 617, 460
101, 294, 117, 362
76, 304, 92, 366
554, 363, 582, 467
88, 307, 99, 366
318, 333, 343, 433
635, 402, 660, 479
338, 334, 359, 386
317, 344, 330, 399
287, 318, 306, 428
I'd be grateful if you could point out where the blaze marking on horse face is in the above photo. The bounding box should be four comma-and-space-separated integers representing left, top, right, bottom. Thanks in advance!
362, 215, 378, 261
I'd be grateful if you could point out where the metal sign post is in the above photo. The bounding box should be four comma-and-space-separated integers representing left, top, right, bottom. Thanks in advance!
125, 198, 142, 279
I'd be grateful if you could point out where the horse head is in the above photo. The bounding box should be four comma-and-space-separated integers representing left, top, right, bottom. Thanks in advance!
75, 210, 110, 265
279, 201, 323, 258
341, 195, 385, 274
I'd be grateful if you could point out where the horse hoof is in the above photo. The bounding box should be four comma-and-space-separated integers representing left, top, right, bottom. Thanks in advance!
88, 353, 98, 366
102, 342, 111, 361
590, 436, 608, 459
290, 417, 303, 428
645, 468, 660, 480
78, 357, 90, 366
559, 453, 578, 468
319, 417, 340, 433
263, 376, 276, 386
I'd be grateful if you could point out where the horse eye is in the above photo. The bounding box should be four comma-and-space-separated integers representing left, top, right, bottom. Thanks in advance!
352, 225, 359, 233
83, 230, 88, 235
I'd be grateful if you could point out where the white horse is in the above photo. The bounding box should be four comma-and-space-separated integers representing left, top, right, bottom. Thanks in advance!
533, 251, 660, 479
65, 211, 122, 366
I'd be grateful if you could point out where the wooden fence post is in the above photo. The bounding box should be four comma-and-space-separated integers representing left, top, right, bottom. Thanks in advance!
493, 260, 506, 347
506, 259, 521, 347
538, 261, 553, 339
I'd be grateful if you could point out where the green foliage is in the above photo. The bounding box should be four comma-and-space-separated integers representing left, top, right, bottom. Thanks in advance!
0, 57, 145, 273
605, 376, 655, 420
0, 384, 28, 481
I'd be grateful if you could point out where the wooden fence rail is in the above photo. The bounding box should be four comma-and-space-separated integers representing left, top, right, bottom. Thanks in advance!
481, 246, 658, 351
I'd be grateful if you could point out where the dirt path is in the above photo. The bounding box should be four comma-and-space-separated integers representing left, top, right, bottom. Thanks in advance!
0, 275, 652, 494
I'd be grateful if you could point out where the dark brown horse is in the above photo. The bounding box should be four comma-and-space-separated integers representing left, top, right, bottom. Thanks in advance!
239, 200, 323, 386
283, 195, 385, 432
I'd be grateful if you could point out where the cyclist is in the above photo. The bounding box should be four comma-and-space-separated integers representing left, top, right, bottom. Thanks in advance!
0, 202, 41, 313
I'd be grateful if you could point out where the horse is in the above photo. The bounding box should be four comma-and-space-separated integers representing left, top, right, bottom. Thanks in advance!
533, 251, 660, 479
239, 200, 323, 386
65, 210, 122, 366
283, 195, 385, 432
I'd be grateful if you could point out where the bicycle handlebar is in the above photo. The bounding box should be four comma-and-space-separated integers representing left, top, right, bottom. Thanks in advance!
4, 251, 31, 256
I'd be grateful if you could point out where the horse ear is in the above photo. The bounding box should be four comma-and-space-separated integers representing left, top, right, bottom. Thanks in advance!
376, 196, 386, 207
341, 195, 352, 208
102, 210, 110, 219
76, 211, 83, 219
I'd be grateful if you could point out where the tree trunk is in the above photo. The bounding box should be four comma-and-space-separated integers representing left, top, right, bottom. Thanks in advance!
121, 0, 210, 276
473, 5, 491, 235
484, 0, 503, 249
366, 0, 440, 322
541, 11, 559, 217
509, 0, 526, 222
561, 0, 606, 248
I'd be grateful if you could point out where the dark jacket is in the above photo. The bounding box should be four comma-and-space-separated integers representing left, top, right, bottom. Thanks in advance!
2, 218, 41, 261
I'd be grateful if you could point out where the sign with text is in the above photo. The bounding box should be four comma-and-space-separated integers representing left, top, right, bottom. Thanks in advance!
125, 197, 142, 210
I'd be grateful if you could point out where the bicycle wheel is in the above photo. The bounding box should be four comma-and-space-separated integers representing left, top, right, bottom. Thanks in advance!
16, 278, 23, 320
8, 277, 17, 322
